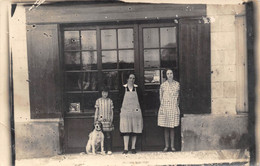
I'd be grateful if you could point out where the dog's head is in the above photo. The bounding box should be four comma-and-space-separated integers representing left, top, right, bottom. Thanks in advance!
94, 121, 103, 132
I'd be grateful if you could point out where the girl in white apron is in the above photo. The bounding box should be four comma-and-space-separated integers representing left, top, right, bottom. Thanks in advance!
120, 74, 143, 154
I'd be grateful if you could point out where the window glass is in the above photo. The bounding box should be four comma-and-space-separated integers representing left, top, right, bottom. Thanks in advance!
160, 27, 176, 48
64, 52, 81, 70
161, 48, 177, 68
102, 51, 117, 69
82, 51, 97, 70
65, 93, 83, 111
118, 29, 134, 49
101, 29, 117, 49
65, 73, 82, 91
64, 31, 80, 50
102, 71, 118, 90
119, 50, 134, 69
144, 49, 160, 68
144, 70, 161, 85
83, 93, 99, 110
81, 30, 97, 50
143, 28, 159, 48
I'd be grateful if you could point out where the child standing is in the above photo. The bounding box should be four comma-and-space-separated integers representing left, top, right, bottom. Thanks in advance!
94, 87, 114, 155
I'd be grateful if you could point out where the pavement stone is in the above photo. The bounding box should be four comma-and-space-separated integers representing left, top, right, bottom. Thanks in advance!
16, 149, 250, 166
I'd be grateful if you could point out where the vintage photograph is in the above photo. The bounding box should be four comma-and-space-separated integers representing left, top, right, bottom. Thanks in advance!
1, 0, 259, 165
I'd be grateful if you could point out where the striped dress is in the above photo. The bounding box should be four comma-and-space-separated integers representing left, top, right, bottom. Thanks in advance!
158, 80, 180, 128
95, 98, 114, 131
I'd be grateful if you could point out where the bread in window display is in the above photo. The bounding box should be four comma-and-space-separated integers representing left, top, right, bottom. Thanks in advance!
69, 103, 80, 113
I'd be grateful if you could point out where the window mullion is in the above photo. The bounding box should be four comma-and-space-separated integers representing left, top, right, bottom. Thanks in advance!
97, 26, 102, 91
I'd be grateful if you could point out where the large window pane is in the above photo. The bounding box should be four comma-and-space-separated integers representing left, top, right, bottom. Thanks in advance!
161, 48, 177, 68
64, 31, 80, 50
65, 94, 83, 112
143, 28, 159, 48
144, 49, 160, 68
160, 27, 176, 48
119, 50, 134, 69
82, 51, 97, 70
102, 51, 117, 69
118, 29, 134, 49
64, 52, 81, 70
81, 30, 97, 50
83, 93, 99, 111
65, 73, 81, 91
102, 71, 118, 90
101, 29, 116, 49
66, 72, 98, 91
144, 70, 161, 85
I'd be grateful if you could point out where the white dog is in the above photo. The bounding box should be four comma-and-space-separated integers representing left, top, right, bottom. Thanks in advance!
86, 121, 105, 155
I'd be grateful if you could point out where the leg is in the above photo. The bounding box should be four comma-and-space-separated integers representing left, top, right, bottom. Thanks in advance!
164, 128, 170, 151
131, 135, 137, 154
106, 132, 112, 153
123, 135, 129, 151
170, 128, 175, 151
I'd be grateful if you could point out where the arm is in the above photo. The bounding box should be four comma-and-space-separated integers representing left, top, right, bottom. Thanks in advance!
110, 99, 114, 122
159, 84, 163, 104
94, 99, 99, 122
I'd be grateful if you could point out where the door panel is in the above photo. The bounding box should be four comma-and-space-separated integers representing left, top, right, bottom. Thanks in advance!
179, 18, 211, 114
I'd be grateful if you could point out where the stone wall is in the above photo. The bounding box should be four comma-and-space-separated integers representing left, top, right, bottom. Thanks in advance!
208, 4, 246, 114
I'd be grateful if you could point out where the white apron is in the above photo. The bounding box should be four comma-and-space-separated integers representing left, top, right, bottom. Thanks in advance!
120, 88, 143, 133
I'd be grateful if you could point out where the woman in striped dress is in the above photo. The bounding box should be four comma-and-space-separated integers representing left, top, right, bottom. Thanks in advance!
158, 69, 180, 152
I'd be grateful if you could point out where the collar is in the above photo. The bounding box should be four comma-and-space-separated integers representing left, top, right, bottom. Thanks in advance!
123, 84, 138, 88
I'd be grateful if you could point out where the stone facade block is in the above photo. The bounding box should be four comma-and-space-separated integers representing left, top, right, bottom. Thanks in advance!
211, 65, 225, 82
211, 50, 236, 65
223, 65, 236, 81
211, 98, 236, 114
211, 82, 223, 98
15, 121, 62, 159
207, 4, 246, 16
210, 15, 235, 32
211, 32, 236, 51
223, 81, 236, 98
182, 115, 248, 151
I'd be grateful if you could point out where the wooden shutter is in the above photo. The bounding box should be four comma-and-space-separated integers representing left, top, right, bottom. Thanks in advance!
179, 18, 211, 114
27, 24, 62, 118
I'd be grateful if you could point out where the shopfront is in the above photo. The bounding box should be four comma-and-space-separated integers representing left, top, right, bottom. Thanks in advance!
25, 2, 211, 153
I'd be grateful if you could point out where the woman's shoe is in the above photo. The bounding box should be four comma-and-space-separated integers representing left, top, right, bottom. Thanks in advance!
131, 149, 137, 154
163, 147, 169, 152
122, 150, 128, 154
170, 147, 176, 152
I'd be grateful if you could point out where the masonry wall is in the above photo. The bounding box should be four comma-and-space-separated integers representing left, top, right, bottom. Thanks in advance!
181, 4, 248, 151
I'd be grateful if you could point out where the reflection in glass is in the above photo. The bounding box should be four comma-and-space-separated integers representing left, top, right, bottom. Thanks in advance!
118, 29, 134, 49
144, 49, 160, 68
161, 48, 177, 68
103, 71, 118, 90
83, 93, 99, 110
119, 50, 134, 69
160, 27, 176, 48
64, 31, 80, 50
82, 51, 97, 70
81, 30, 97, 50
143, 28, 159, 48
101, 29, 116, 49
102, 51, 117, 69
65, 93, 82, 112
78, 72, 98, 91
144, 70, 161, 85
64, 52, 81, 70
65, 73, 81, 91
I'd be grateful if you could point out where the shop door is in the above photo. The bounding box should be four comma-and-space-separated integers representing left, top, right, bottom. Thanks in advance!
138, 23, 181, 151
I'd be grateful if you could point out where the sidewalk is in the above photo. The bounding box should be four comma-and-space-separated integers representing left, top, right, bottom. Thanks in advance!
16, 149, 250, 166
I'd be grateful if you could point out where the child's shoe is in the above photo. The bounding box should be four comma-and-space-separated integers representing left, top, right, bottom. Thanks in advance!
107, 151, 112, 155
